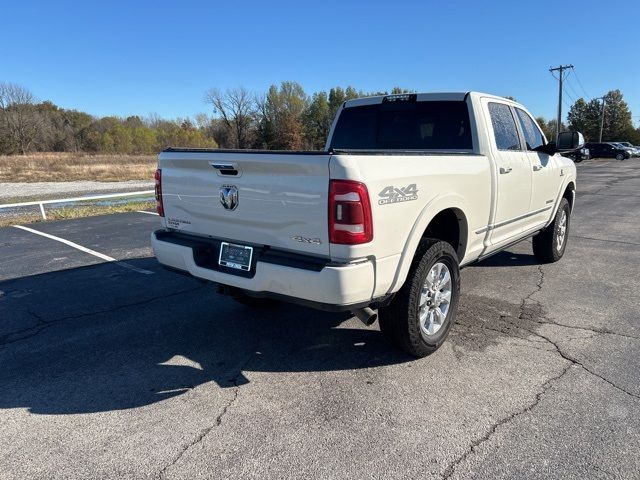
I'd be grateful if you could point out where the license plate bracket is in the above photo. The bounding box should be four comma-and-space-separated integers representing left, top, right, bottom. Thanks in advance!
218, 242, 253, 271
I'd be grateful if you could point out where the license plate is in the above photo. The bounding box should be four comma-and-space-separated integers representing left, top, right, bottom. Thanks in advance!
218, 242, 253, 271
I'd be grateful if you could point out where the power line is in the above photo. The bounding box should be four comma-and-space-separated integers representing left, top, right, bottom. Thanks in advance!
564, 87, 577, 105
564, 76, 582, 102
562, 70, 577, 104
570, 66, 592, 100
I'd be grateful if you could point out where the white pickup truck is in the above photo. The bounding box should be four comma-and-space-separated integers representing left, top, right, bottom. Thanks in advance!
152, 92, 580, 357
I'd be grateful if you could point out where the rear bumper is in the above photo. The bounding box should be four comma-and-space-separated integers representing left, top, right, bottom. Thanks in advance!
151, 230, 376, 308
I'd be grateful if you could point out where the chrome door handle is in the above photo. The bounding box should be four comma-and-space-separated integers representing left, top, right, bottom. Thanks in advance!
499, 166, 512, 174
532, 165, 543, 171
209, 162, 241, 176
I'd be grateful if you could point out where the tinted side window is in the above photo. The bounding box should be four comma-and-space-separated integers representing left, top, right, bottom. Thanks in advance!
330, 100, 472, 150
488, 102, 521, 151
515, 108, 545, 150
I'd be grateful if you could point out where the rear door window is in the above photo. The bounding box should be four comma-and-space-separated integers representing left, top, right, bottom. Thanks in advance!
488, 102, 521, 151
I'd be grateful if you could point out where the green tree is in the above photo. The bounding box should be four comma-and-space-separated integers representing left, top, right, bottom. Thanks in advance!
567, 90, 633, 141
345, 86, 360, 100
328, 87, 347, 124
125, 116, 144, 128
130, 125, 158, 154
303, 92, 331, 149
63, 110, 94, 151
567, 97, 603, 141
154, 120, 217, 150
391, 87, 413, 95
627, 126, 640, 145
535, 117, 567, 142
535, 117, 554, 141
600, 90, 633, 141
567, 98, 593, 138
258, 81, 308, 150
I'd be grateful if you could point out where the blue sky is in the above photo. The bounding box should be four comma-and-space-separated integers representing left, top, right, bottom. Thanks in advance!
2, 0, 639, 124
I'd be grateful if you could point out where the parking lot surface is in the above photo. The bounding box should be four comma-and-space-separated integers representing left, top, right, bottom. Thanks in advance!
1, 158, 639, 479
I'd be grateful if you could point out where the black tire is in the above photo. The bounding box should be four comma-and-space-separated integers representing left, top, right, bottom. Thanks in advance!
616, 153, 624, 160
378, 239, 460, 357
532, 198, 570, 263
573, 156, 583, 163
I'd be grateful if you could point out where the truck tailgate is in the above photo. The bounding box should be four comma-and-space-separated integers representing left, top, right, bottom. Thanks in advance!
158, 150, 332, 256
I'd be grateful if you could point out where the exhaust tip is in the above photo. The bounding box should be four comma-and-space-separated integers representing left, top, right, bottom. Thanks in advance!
351, 307, 378, 326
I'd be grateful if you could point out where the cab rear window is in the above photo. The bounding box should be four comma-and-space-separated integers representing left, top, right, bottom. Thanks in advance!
329, 100, 472, 150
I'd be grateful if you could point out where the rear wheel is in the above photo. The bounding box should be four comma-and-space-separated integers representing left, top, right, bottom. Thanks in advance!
532, 198, 570, 263
378, 239, 460, 357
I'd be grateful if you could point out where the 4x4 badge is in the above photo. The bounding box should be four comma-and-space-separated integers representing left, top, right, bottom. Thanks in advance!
378, 184, 418, 205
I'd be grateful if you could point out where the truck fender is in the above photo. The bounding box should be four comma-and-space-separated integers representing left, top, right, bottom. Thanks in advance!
386, 193, 470, 294
545, 176, 577, 229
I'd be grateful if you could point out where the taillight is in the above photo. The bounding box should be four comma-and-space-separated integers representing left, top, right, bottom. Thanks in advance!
329, 180, 373, 244
155, 168, 164, 217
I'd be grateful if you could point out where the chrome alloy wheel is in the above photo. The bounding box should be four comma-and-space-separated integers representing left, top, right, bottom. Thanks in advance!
557, 210, 567, 252
419, 262, 452, 337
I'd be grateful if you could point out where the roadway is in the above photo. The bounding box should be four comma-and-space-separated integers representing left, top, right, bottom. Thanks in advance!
1, 158, 639, 479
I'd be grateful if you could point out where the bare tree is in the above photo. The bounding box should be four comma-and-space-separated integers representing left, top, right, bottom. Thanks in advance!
193, 112, 211, 130
0, 82, 48, 154
204, 87, 256, 148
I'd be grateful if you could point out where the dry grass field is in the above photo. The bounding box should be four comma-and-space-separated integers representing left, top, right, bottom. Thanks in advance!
0, 152, 157, 182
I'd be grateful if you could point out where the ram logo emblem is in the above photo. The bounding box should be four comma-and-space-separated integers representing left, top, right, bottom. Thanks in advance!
219, 185, 239, 210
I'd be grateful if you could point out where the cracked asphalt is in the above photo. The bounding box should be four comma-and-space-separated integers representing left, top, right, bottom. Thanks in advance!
1, 157, 639, 479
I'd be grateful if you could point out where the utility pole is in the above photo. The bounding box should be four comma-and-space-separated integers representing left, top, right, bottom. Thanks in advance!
549, 64, 573, 141
595, 96, 606, 142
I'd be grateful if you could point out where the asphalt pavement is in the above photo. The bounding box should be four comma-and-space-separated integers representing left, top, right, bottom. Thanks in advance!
1, 158, 639, 479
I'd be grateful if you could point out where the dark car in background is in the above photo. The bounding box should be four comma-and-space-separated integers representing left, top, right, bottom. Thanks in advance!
583, 142, 631, 160
612, 142, 640, 157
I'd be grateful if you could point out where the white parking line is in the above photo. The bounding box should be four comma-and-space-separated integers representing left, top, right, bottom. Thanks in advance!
12, 225, 154, 275
137, 210, 159, 216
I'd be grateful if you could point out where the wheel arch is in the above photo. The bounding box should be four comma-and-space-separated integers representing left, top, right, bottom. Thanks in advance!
563, 181, 576, 212
422, 207, 469, 261
387, 197, 470, 294
545, 172, 577, 230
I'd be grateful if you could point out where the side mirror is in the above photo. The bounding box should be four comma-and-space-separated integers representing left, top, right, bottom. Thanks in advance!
557, 131, 585, 151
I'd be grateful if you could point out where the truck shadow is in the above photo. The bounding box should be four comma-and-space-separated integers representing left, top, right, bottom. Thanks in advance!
0, 258, 413, 415
470, 249, 539, 268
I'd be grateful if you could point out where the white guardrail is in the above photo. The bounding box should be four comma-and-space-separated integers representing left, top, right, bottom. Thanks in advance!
0, 190, 154, 220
